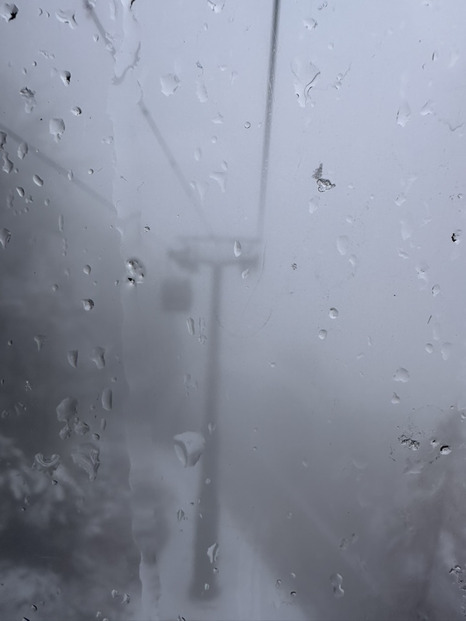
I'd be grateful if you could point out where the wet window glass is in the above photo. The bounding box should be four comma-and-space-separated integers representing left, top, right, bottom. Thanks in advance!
1, 1, 466, 619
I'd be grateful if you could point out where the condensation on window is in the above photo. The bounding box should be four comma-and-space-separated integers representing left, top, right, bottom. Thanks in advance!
1, 1, 466, 620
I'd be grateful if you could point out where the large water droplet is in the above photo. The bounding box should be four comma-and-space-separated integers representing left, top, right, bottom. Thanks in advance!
329, 307, 339, 319
56, 397, 77, 422
0, 228, 11, 248
160, 73, 180, 96
55, 9, 77, 28
82, 299, 94, 311
0, 3, 18, 21
33, 452, 60, 473
2, 152, 13, 173
49, 118, 65, 142
71, 443, 100, 480
393, 367, 410, 383
173, 431, 205, 467
440, 445, 451, 455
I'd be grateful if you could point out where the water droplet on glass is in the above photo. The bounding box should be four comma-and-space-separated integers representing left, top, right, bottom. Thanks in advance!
308, 198, 319, 214
0, 3, 18, 21
177, 508, 185, 521
425, 343, 434, 354
56, 397, 78, 422
207, 542, 219, 564
71, 443, 100, 480
71, 106, 82, 116
101, 388, 112, 411
60, 70, 71, 86
0, 228, 11, 248
33, 453, 60, 473
393, 367, 410, 383
212, 112, 224, 124
396, 101, 411, 127
336, 235, 349, 256
83, 264, 91, 275
49, 118, 65, 142
431, 284, 440, 296
440, 445, 452, 455
207, 0, 224, 13
330, 573, 344, 598
82, 299, 94, 311
244, 121, 251, 129
67, 349, 78, 368
17, 142, 28, 159
74, 420, 89, 435
391, 392, 400, 404
173, 431, 206, 467
90, 346, 106, 369
303, 17, 317, 30
32, 174, 43, 187
186, 317, 195, 336
399, 434, 419, 450
233, 240, 242, 257
318, 329, 327, 340
194, 147, 202, 161
125, 258, 145, 284
420, 100, 434, 116
160, 73, 180, 96
329, 307, 339, 319
33, 335, 46, 351
292, 59, 320, 108
241, 268, 249, 279
196, 80, 208, 103
452, 230, 461, 243
441, 342, 452, 361
2, 152, 13, 173
19, 87, 36, 113
55, 9, 77, 28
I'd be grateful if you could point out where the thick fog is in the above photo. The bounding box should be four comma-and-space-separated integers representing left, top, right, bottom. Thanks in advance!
1, 1, 466, 619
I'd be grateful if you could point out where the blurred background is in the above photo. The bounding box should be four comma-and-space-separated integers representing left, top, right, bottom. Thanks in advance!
1, 1, 466, 619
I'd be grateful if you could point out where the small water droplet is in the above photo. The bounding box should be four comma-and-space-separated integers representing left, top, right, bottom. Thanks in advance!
194, 147, 202, 161
90, 346, 105, 369
101, 388, 112, 411
173, 431, 205, 467
33, 335, 46, 351
196, 80, 208, 103
49, 118, 65, 142
391, 392, 400, 404
318, 329, 327, 340
440, 445, 451, 455
233, 241, 242, 257
32, 174, 43, 187
17, 142, 28, 160
330, 573, 344, 598
399, 434, 419, 450
160, 73, 180, 96
207, 542, 219, 564
71, 106, 82, 116
329, 307, 339, 319
303, 17, 317, 30
396, 101, 411, 127
393, 367, 410, 383
420, 100, 434, 116
441, 342, 452, 361
308, 198, 319, 214
67, 349, 78, 368
177, 508, 185, 521
186, 317, 195, 336
83, 264, 91, 275
336, 235, 349, 256
244, 121, 251, 129
0, 228, 11, 248
425, 343, 434, 354
82, 299, 94, 311
33, 452, 60, 473
452, 230, 461, 243
241, 268, 249, 279
2, 152, 13, 173
111, 589, 119, 599
19, 87, 36, 113
207, 0, 224, 12
59, 70, 71, 86
125, 257, 145, 284
432, 284, 440, 296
